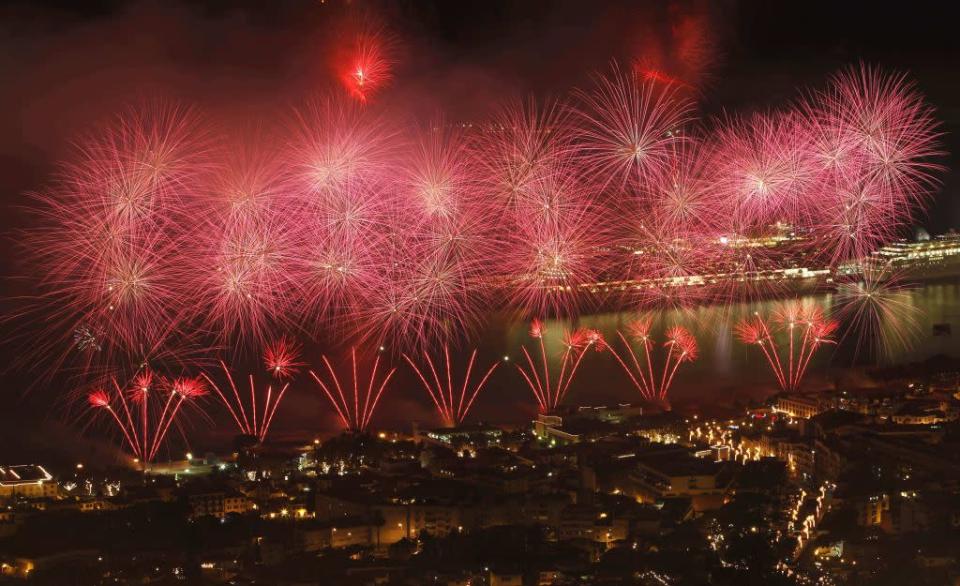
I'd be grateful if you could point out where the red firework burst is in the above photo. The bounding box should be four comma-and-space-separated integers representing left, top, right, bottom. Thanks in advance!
515, 320, 604, 413
735, 300, 838, 392
334, 24, 396, 104
309, 347, 396, 433
264, 336, 304, 380
85, 372, 207, 465
404, 345, 501, 427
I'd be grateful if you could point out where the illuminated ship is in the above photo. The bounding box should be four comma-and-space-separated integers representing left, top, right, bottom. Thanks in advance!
868, 230, 960, 279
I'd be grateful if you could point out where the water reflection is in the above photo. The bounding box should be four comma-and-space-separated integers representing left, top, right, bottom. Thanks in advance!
481, 279, 960, 411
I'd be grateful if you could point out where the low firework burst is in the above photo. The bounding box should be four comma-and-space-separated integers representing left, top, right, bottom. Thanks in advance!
404, 345, 501, 428
203, 341, 300, 443
606, 317, 698, 408
515, 319, 605, 413
736, 300, 838, 392
835, 265, 920, 360
309, 347, 396, 433
86, 372, 207, 466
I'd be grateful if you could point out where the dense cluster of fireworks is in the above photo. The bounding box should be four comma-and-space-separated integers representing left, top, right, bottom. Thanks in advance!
19, 60, 942, 371
10, 14, 945, 463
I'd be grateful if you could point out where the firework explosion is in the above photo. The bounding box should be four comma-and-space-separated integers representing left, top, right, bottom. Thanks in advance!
309, 347, 396, 433
85, 372, 207, 465
606, 317, 698, 408
9, 15, 946, 455
403, 345, 501, 427
835, 265, 921, 360
202, 340, 300, 443
263, 336, 305, 380
17, 63, 941, 370
736, 301, 839, 392
515, 319, 605, 413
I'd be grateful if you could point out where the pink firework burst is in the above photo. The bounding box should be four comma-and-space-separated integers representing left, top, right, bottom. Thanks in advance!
804, 64, 943, 266
501, 159, 613, 318
186, 208, 299, 345
474, 97, 574, 211
710, 111, 815, 231
573, 62, 692, 192
19, 102, 210, 380
287, 96, 397, 202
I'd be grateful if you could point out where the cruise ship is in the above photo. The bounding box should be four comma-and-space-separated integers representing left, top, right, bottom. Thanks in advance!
869, 231, 960, 279
576, 230, 960, 303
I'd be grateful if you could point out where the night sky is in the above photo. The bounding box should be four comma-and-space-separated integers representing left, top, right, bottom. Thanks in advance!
2, 0, 959, 464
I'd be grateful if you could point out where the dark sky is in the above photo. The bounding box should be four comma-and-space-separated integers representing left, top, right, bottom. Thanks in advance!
2, 0, 959, 465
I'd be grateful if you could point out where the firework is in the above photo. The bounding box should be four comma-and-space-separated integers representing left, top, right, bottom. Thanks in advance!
14, 58, 946, 399
711, 111, 815, 231
202, 359, 292, 443
736, 300, 839, 392
475, 97, 574, 211
186, 208, 299, 345
574, 63, 692, 192
264, 336, 305, 380
336, 26, 396, 104
804, 65, 943, 266
515, 319, 604, 413
834, 265, 920, 360
20, 103, 209, 380
606, 317, 698, 408
501, 157, 613, 317
309, 347, 396, 433
403, 345, 500, 427
85, 372, 207, 465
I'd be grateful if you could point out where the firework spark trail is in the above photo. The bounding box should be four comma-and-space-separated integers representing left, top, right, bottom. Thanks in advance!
515, 319, 604, 413
309, 347, 396, 433
735, 301, 839, 392
403, 345, 500, 427
202, 352, 294, 443
605, 318, 698, 406
86, 373, 206, 465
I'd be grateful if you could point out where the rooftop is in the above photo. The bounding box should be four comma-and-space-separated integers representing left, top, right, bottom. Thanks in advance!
0, 464, 53, 486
